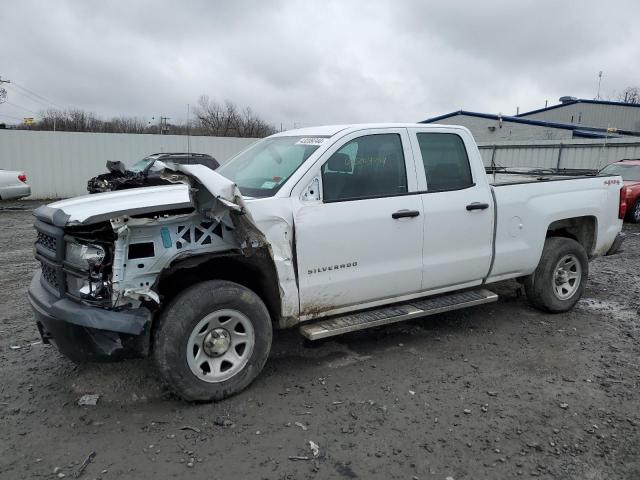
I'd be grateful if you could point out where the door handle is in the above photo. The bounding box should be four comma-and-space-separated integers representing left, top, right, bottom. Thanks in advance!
392, 209, 420, 219
466, 202, 490, 211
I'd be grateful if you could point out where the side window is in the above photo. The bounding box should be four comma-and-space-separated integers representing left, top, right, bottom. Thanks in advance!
417, 133, 474, 192
322, 134, 407, 202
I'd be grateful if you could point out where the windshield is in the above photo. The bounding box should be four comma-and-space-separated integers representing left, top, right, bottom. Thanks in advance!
217, 136, 327, 197
130, 157, 153, 173
599, 163, 640, 181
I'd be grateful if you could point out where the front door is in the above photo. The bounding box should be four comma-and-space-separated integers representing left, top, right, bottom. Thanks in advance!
294, 129, 424, 317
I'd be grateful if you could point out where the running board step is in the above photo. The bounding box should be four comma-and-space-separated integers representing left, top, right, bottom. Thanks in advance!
299, 289, 498, 340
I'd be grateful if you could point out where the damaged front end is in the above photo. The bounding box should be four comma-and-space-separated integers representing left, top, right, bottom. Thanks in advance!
29, 164, 279, 362
87, 160, 174, 194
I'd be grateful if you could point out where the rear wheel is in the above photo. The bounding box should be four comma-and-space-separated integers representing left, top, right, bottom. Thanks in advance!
629, 200, 640, 223
153, 280, 272, 402
524, 237, 588, 313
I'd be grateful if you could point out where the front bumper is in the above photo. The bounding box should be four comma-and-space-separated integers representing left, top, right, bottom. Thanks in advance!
1, 184, 31, 200
28, 272, 152, 362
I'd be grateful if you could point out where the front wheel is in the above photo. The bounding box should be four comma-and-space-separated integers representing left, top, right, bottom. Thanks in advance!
153, 280, 272, 402
524, 237, 588, 313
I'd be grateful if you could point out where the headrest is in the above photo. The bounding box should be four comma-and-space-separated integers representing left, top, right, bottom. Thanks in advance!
327, 153, 351, 173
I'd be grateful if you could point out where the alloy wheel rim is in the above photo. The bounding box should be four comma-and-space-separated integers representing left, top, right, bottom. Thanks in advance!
552, 254, 582, 300
634, 202, 640, 222
186, 309, 255, 383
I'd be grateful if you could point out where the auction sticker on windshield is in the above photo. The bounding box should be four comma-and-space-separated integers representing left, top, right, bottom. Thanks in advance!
296, 137, 326, 146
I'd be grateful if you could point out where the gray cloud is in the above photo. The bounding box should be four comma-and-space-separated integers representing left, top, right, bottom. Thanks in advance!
1, 0, 639, 128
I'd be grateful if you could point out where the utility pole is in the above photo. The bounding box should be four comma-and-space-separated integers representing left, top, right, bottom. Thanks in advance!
0, 76, 10, 105
596, 71, 603, 100
186, 104, 191, 154
159, 116, 170, 135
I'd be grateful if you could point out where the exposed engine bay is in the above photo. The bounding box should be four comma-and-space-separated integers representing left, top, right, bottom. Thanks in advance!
86, 160, 175, 194
34, 162, 290, 327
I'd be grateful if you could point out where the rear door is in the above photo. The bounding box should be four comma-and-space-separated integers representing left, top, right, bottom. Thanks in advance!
293, 128, 424, 316
409, 128, 494, 290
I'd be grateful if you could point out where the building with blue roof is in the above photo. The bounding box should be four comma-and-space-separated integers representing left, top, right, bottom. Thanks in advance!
421, 97, 640, 142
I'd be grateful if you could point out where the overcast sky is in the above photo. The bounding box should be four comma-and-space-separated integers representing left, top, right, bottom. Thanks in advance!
1, 0, 639, 129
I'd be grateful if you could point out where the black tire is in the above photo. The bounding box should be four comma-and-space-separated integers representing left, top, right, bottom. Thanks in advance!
628, 199, 640, 224
524, 237, 588, 313
153, 280, 272, 402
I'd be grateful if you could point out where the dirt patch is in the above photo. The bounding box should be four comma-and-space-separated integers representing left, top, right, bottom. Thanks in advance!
1, 203, 639, 479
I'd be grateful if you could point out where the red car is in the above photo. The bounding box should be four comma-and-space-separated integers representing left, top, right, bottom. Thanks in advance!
600, 159, 640, 223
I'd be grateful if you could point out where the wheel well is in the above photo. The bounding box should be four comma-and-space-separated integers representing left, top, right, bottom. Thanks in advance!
155, 247, 282, 323
546, 216, 596, 256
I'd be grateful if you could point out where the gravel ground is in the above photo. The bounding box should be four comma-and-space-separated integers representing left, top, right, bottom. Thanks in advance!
0, 200, 639, 480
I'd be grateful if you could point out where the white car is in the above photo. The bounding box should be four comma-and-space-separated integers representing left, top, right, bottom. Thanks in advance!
29, 123, 625, 401
0, 169, 31, 200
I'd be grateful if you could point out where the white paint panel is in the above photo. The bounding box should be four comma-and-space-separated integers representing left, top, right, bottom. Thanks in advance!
0, 130, 257, 199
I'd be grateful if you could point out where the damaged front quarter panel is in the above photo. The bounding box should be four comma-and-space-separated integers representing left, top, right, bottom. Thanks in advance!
166, 163, 300, 324
109, 209, 242, 308
40, 163, 300, 325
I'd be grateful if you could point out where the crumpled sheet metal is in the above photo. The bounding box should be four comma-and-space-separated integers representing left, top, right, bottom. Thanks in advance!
163, 164, 300, 320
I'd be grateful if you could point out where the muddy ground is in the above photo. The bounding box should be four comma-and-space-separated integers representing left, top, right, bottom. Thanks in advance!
0, 200, 638, 480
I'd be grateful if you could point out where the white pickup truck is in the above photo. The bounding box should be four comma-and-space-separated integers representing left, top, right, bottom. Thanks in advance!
28, 123, 625, 401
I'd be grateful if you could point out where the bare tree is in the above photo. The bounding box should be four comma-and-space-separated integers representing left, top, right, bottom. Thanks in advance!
14, 99, 276, 137
30, 108, 103, 132
618, 86, 640, 104
194, 96, 275, 137
104, 116, 148, 134
20, 109, 155, 134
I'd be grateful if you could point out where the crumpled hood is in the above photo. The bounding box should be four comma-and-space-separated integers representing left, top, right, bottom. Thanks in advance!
34, 165, 249, 227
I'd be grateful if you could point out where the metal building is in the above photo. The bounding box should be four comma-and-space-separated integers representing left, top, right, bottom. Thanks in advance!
421, 97, 640, 170
422, 98, 640, 143
419, 111, 628, 143
517, 97, 640, 132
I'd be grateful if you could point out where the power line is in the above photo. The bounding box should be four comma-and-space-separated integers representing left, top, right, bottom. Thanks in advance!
5, 100, 39, 115
10, 81, 66, 110
0, 112, 23, 121
5, 84, 55, 110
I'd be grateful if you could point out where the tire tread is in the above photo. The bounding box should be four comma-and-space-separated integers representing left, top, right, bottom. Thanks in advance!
153, 280, 272, 402
524, 236, 588, 313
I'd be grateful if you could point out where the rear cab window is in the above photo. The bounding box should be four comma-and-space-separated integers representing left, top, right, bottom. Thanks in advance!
415, 133, 474, 192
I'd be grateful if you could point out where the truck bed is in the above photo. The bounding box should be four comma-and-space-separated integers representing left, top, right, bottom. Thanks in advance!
486, 168, 598, 186
488, 172, 587, 185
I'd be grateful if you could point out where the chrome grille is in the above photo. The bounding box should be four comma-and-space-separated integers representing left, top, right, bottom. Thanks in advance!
36, 231, 57, 253
41, 262, 59, 289
34, 220, 65, 294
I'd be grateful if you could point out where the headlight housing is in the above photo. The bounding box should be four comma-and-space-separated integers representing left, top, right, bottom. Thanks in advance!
64, 239, 111, 302
65, 241, 106, 271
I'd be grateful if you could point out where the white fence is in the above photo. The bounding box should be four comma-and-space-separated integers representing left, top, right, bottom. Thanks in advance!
478, 137, 640, 170
4, 130, 640, 199
0, 130, 258, 199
